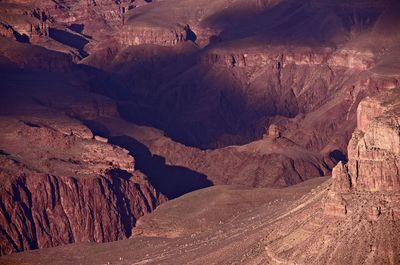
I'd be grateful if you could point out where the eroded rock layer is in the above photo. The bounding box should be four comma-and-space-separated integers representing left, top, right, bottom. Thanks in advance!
324, 88, 400, 224
0, 116, 165, 255
255, 90, 400, 265
331, 89, 400, 193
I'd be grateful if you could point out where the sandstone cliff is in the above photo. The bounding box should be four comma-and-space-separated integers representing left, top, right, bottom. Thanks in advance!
330, 89, 400, 194
0, 115, 165, 255
325, 88, 400, 219
252, 90, 400, 265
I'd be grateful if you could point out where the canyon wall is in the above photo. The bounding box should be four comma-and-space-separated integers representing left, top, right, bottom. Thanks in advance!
0, 116, 165, 255
111, 41, 397, 151
0, 169, 163, 256
261, 90, 400, 265
331, 90, 400, 193
326, 89, 400, 219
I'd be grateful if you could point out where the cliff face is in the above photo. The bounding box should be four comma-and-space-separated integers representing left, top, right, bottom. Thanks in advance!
106, 38, 398, 151
0, 0, 143, 37
326, 89, 400, 218
2, 0, 399, 152
0, 115, 166, 255
331, 89, 400, 193
251, 91, 400, 264
0, 0, 157, 60
0, 169, 162, 256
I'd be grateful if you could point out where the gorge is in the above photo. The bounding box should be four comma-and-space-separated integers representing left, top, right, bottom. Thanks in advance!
0, 0, 399, 264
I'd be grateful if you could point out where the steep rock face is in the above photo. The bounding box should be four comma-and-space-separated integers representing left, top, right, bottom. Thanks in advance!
11, 0, 396, 152
118, 24, 199, 47
0, 0, 138, 37
325, 89, 400, 219
357, 97, 388, 132
201, 47, 374, 71
0, 116, 165, 255
0, 168, 162, 256
331, 89, 400, 193
116, 43, 393, 150
33, 91, 120, 120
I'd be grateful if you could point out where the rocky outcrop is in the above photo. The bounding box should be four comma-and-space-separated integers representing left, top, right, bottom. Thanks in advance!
326, 89, 400, 217
34, 92, 120, 120
28, 8, 50, 40
0, 0, 157, 58
2, 0, 392, 153
117, 24, 198, 47
266, 124, 281, 139
356, 97, 388, 133
201, 46, 374, 71
188, 45, 379, 149
0, 21, 18, 41
0, 116, 166, 255
331, 90, 400, 193
0, 167, 162, 256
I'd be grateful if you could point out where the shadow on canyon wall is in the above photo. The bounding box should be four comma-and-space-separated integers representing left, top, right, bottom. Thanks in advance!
107, 168, 137, 237
109, 135, 213, 199
49, 28, 89, 57
82, 120, 213, 199
203, 0, 387, 46
82, 1, 398, 150
82, 45, 296, 149
82, 119, 213, 199
79, 44, 269, 149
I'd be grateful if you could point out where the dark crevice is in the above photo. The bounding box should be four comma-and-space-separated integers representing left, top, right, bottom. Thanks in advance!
22, 121, 41, 128
107, 169, 134, 238
134, 183, 152, 213
184, 24, 197, 42
13, 177, 38, 250
0, 226, 19, 254
14, 32, 30, 43
67, 23, 92, 39
329, 149, 348, 163
0, 149, 10, 156
48, 27, 89, 57
108, 135, 213, 199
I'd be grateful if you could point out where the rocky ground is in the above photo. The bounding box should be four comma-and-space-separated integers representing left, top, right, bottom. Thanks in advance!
0, 177, 331, 265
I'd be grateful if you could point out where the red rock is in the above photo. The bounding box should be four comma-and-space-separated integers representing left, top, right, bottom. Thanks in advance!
331, 89, 400, 193
324, 197, 348, 218
357, 97, 387, 132
331, 161, 351, 193
0, 116, 166, 255
267, 124, 281, 139
327, 89, 400, 222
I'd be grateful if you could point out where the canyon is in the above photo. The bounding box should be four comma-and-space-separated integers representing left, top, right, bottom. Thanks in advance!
0, 0, 399, 264
2, 90, 398, 264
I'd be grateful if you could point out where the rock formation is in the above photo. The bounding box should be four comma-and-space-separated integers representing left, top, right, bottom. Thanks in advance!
330, 89, 400, 194
97, 118, 329, 191
325, 89, 400, 220
0, 114, 165, 255
266, 124, 281, 139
